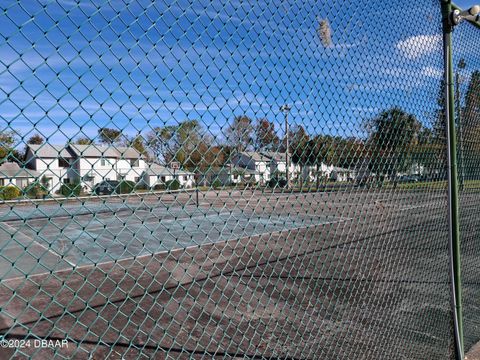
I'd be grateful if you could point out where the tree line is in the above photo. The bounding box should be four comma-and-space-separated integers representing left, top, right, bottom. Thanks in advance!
0, 69, 479, 180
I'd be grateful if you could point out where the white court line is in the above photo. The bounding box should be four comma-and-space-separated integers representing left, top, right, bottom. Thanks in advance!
399, 204, 436, 211
56, 211, 350, 234
0, 222, 76, 267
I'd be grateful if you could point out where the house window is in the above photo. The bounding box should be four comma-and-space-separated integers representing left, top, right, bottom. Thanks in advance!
101, 159, 106, 166
161, 176, 166, 182
59, 158, 69, 168
0, 179, 4, 186
16, 178, 28, 188
130, 159, 139, 167
63, 178, 70, 184
134, 177, 140, 183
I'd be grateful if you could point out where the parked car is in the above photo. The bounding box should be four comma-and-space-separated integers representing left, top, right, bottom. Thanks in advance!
93, 180, 120, 195
397, 175, 421, 183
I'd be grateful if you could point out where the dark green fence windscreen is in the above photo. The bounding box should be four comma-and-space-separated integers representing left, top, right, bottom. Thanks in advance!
0, 0, 477, 359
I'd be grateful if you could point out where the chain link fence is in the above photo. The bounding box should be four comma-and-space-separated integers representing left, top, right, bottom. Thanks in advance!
0, 0, 478, 358
453, 13, 480, 354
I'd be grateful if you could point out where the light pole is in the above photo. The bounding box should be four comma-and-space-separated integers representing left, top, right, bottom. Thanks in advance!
280, 104, 291, 188
456, 58, 466, 190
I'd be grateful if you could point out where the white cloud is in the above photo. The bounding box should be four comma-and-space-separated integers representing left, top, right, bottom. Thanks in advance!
396, 34, 442, 59
420, 66, 443, 79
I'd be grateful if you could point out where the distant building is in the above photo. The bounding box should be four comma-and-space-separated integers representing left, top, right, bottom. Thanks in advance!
141, 163, 194, 189
67, 144, 145, 191
25, 143, 145, 193
0, 162, 40, 188
229, 151, 299, 184
330, 166, 355, 182
25, 144, 75, 192
230, 152, 271, 185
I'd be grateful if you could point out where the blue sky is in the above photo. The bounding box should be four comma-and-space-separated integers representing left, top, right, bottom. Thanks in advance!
0, 0, 478, 147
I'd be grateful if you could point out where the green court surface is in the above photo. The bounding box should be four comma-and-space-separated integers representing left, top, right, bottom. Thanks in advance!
0, 199, 346, 280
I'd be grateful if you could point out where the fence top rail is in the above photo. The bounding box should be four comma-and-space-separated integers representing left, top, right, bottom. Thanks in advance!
452, 2, 480, 29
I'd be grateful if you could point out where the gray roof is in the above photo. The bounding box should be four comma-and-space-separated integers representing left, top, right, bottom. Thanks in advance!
226, 164, 257, 175
238, 151, 290, 163
240, 152, 271, 162
145, 163, 193, 176
28, 144, 72, 159
331, 166, 354, 173
0, 162, 40, 178
261, 151, 289, 162
68, 144, 141, 159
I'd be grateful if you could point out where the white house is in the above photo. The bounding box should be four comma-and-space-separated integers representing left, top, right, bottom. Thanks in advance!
25, 144, 76, 193
67, 144, 145, 191
26, 143, 146, 193
215, 165, 257, 185
261, 151, 300, 178
230, 152, 271, 185
0, 162, 40, 189
330, 166, 355, 182
141, 163, 194, 189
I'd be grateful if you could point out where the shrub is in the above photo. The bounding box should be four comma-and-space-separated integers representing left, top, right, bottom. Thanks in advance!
24, 183, 46, 199
211, 179, 222, 189
165, 179, 181, 191
268, 177, 287, 188
118, 180, 135, 194
134, 182, 147, 191
153, 183, 166, 191
0, 186, 21, 200
40, 175, 50, 190
60, 181, 82, 197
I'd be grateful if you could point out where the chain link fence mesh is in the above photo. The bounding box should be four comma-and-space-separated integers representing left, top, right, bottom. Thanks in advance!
0, 0, 474, 358
453, 17, 480, 353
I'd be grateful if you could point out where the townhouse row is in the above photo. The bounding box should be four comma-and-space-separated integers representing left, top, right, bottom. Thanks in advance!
207, 151, 355, 186
21, 144, 195, 193
0, 145, 356, 194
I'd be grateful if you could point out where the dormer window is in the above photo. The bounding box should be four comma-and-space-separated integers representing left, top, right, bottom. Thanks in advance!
59, 158, 69, 168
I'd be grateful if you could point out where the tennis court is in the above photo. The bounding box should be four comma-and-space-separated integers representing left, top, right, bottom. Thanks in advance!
0, 188, 461, 359
0, 190, 351, 280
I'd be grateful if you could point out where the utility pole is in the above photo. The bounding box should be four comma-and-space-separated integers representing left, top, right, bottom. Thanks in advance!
280, 104, 291, 188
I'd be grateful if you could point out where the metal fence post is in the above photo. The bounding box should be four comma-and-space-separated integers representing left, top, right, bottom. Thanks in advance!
442, 1, 464, 358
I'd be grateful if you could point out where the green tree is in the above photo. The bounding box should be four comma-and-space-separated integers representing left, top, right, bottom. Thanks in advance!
127, 135, 148, 158
74, 137, 94, 145
26, 133, 44, 145
98, 128, 122, 144
146, 126, 176, 162
226, 115, 253, 152
461, 70, 480, 179
254, 118, 279, 151
366, 107, 420, 182
0, 131, 18, 162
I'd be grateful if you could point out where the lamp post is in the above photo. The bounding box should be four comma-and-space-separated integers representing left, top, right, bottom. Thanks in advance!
280, 104, 291, 188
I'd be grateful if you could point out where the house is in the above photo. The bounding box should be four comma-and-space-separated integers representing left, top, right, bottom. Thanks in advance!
230, 151, 300, 185
25, 144, 76, 192
330, 166, 355, 182
141, 163, 194, 189
221, 165, 257, 185
26, 143, 145, 193
261, 151, 299, 178
0, 162, 40, 188
67, 144, 145, 191
230, 152, 271, 185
